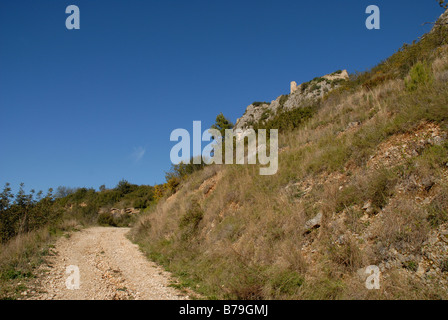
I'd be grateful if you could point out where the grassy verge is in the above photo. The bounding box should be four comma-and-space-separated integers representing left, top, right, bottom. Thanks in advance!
0, 219, 81, 299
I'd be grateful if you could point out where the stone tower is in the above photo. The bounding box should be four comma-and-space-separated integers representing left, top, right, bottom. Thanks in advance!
290, 81, 298, 94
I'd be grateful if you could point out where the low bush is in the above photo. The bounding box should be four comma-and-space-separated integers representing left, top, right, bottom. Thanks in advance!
179, 199, 204, 240
405, 61, 433, 91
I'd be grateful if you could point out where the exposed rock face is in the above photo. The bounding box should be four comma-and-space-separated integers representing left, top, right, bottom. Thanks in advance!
429, 8, 448, 33
234, 102, 272, 131
285, 70, 349, 110
234, 70, 349, 131
437, 8, 448, 25
323, 69, 349, 81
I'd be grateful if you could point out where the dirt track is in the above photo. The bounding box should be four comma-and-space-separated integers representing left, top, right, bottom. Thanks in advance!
33, 227, 188, 300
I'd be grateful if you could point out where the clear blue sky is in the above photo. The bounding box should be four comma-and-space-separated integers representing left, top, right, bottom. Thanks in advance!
0, 0, 444, 193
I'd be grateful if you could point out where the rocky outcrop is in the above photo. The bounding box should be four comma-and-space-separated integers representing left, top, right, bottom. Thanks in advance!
234, 70, 349, 131
429, 8, 448, 33
437, 8, 448, 26
304, 212, 323, 233
284, 70, 348, 110
234, 102, 272, 131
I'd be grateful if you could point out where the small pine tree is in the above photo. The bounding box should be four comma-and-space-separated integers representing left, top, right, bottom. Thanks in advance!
405, 61, 433, 91
116, 179, 135, 195
0, 183, 13, 212
210, 113, 234, 139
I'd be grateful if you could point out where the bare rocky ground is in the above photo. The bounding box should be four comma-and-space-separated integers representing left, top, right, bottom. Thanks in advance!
28, 227, 188, 300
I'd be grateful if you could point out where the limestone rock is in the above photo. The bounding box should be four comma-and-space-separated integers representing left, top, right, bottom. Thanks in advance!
428, 8, 448, 34
234, 70, 349, 131
362, 200, 375, 215
304, 212, 323, 232
436, 8, 448, 26
421, 177, 435, 192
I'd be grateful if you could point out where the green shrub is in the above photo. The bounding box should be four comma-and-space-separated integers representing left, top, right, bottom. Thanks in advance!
312, 77, 325, 83
165, 157, 207, 182
366, 168, 398, 209
420, 143, 448, 170
253, 105, 315, 133
179, 200, 204, 240
335, 185, 360, 213
114, 213, 134, 227
97, 212, 116, 227
427, 188, 448, 228
260, 109, 271, 121
268, 270, 304, 295
405, 62, 433, 91
403, 260, 418, 272
301, 82, 309, 92
252, 102, 270, 107
278, 95, 289, 108
115, 179, 137, 196
133, 198, 147, 209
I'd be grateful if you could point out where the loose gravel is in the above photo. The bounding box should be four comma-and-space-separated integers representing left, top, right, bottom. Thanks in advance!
33, 227, 188, 300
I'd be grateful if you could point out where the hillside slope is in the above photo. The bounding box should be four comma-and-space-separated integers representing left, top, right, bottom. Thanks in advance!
131, 11, 448, 299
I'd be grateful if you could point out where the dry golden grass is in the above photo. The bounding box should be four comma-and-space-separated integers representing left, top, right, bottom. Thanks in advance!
0, 228, 52, 299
